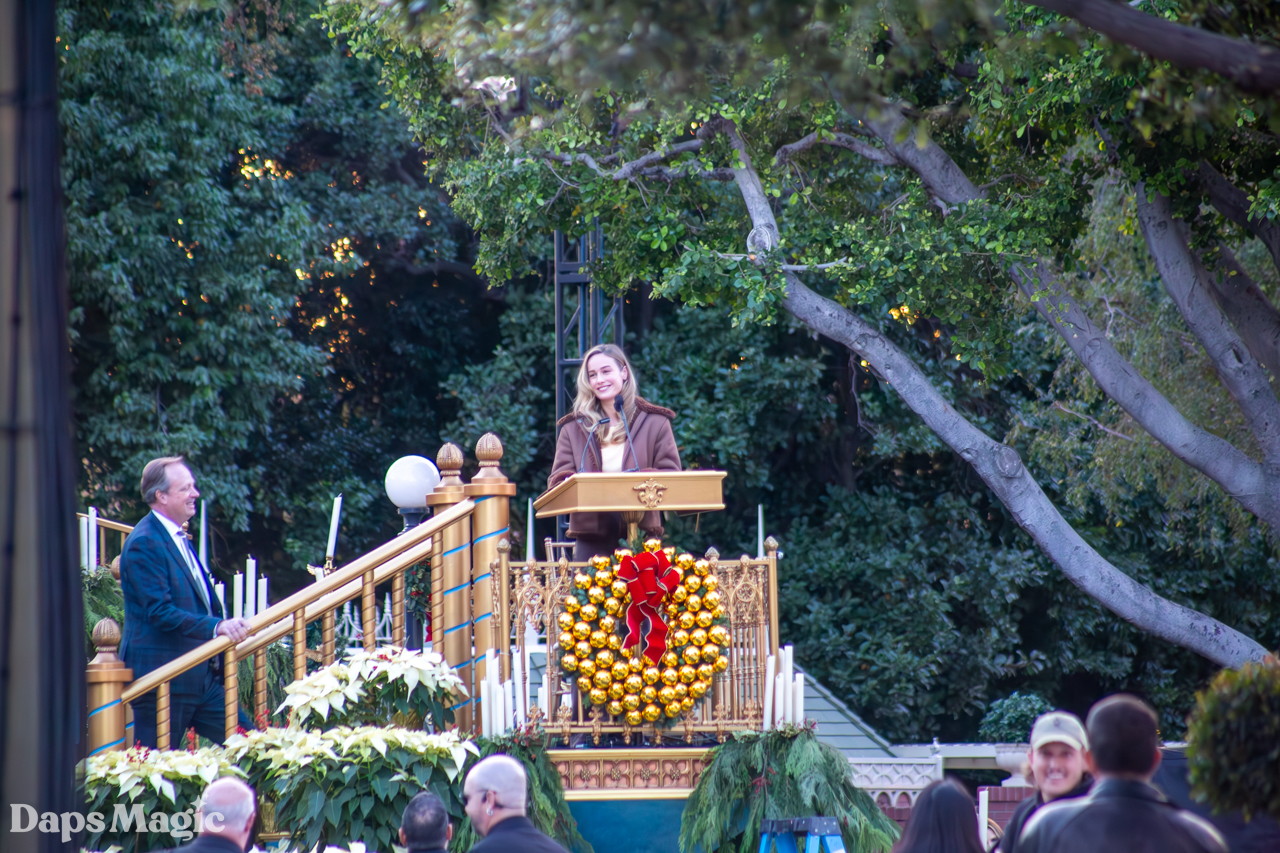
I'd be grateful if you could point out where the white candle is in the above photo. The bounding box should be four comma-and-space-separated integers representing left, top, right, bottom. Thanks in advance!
199, 500, 208, 568
232, 573, 243, 619
512, 650, 525, 724
479, 679, 490, 737
258, 577, 268, 614
793, 673, 805, 726
325, 495, 342, 560
762, 655, 776, 731
87, 507, 99, 570
775, 673, 788, 728
537, 686, 547, 717
79, 516, 89, 570
503, 680, 515, 733
757, 504, 765, 559
526, 499, 535, 562
245, 558, 257, 618
215, 583, 226, 614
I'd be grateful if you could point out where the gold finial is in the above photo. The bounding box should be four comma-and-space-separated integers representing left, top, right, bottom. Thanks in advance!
109, 555, 121, 581
764, 536, 779, 553
469, 433, 511, 485
93, 618, 122, 652
497, 538, 510, 554
475, 433, 503, 467
436, 443, 464, 486
704, 547, 720, 561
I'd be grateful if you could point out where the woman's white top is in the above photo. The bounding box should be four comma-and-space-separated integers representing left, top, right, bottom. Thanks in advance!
600, 440, 626, 473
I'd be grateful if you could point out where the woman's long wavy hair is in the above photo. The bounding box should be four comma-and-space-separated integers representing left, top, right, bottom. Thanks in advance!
891, 779, 984, 853
573, 344, 638, 444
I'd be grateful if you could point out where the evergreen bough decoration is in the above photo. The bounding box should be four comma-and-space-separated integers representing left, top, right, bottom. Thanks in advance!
679, 728, 899, 853
450, 731, 593, 853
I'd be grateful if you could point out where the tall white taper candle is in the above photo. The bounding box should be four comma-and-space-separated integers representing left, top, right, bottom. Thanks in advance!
526, 499, 535, 563
762, 654, 776, 731
757, 504, 765, 560
326, 495, 343, 560
245, 558, 257, 618
258, 577, 268, 614
79, 516, 89, 570
233, 573, 243, 619
87, 506, 99, 570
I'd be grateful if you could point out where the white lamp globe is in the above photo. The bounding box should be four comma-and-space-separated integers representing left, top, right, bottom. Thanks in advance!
384, 455, 441, 509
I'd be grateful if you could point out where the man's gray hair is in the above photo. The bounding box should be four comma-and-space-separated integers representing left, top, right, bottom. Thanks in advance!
199, 777, 256, 833
466, 754, 528, 812
140, 456, 186, 505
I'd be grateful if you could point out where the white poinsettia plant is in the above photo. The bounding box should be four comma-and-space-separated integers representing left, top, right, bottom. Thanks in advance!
276, 645, 467, 730
225, 725, 478, 780
84, 744, 244, 810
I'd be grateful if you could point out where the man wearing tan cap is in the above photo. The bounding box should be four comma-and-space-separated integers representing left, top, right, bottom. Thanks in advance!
998, 711, 1092, 852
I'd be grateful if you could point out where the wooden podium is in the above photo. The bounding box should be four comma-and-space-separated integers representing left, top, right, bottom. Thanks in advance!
534, 471, 726, 541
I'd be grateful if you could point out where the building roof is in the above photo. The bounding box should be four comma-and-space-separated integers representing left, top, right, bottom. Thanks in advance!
797, 666, 897, 758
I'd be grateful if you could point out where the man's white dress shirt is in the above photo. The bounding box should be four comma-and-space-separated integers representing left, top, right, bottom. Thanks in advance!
151, 510, 220, 637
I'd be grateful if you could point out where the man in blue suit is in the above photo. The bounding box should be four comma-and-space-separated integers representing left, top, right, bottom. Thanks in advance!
120, 456, 252, 747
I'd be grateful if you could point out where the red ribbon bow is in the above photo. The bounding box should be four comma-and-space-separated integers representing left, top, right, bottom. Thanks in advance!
615, 550, 680, 664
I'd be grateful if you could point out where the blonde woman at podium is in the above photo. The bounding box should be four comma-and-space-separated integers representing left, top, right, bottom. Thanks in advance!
549, 343, 681, 560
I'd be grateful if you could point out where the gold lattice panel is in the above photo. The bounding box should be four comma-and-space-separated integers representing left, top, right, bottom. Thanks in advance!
549, 748, 711, 800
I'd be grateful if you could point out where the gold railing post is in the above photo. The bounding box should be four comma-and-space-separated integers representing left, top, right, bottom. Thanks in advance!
157, 682, 171, 750
496, 540, 512, 681
427, 443, 472, 731
765, 536, 780, 658
322, 610, 336, 665
465, 433, 516, 699
293, 609, 307, 680
254, 649, 267, 723
224, 646, 239, 741
86, 619, 132, 755
392, 572, 406, 646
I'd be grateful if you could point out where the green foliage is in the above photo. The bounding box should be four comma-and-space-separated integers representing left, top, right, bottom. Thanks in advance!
450, 732, 592, 853
83, 564, 125, 651
1186, 657, 1280, 820
679, 728, 899, 853
978, 691, 1052, 743
235, 642, 294, 724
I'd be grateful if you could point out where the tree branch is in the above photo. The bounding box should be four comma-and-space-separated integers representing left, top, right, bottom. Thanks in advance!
722, 119, 1267, 667
1198, 160, 1280, 273
1011, 259, 1280, 530
774, 131, 901, 167
612, 139, 705, 180
1026, 0, 1280, 94
862, 107, 986, 205
1137, 186, 1280, 466
1206, 240, 1280, 381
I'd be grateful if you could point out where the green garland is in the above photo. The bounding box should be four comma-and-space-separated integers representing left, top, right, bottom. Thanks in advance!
450, 729, 593, 853
679, 727, 899, 853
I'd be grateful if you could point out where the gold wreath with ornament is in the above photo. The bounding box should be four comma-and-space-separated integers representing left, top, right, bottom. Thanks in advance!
556, 539, 731, 726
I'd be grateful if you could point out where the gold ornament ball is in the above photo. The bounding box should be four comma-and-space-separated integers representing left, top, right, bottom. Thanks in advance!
661, 651, 680, 669
559, 632, 575, 651
708, 625, 730, 646
658, 685, 677, 705
697, 663, 715, 682
685, 594, 702, 613
580, 603, 599, 622
690, 628, 708, 646
702, 574, 719, 593
628, 655, 645, 673
611, 661, 630, 681
642, 703, 662, 722
641, 685, 659, 704
590, 555, 611, 571
642, 666, 661, 685
625, 709, 643, 726
664, 701, 682, 718
660, 667, 680, 686
574, 573, 592, 589
589, 687, 608, 706
693, 559, 710, 577
595, 649, 615, 669
607, 699, 624, 717
674, 683, 689, 700
604, 597, 621, 616
611, 580, 628, 598
575, 640, 593, 659
665, 603, 679, 618
696, 610, 714, 629
594, 568, 614, 587
715, 655, 730, 672
624, 674, 644, 694
684, 574, 702, 593
703, 590, 723, 609
644, 538, 662, 553
607, 633, 623, 651
557, 612, 574, 631
677, 611, 696, 631
572, 621, 592, 641
678, 664, 697, 684
663, 546, 677, 562
682, 646, 701, 666
676, 553, 695, 570
701, 643, 720, 660
599, 614, 618, 633
671, 586, 688, 604
613, 548, 633, 560
608, 682, 626, 700
680, 696, 696, 712
690, 680, 709, 698
577, 675, 593, 693
587, 586, 607, 605
593, 669, 613, 689
589, 630, 608, 649
672, 629, 689, 647
562, 654, 579, 672
564, 596, 581, 613
578, 659, 597, 677
712, 605, 726, 621
623, 693, 641, 712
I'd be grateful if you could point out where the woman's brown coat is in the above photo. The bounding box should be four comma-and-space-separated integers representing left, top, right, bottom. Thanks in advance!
548, 397, 680, 540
